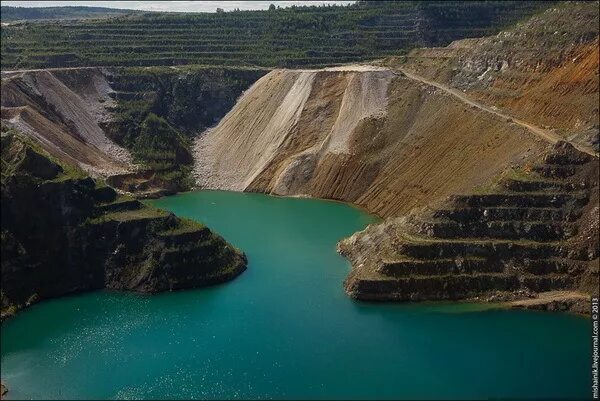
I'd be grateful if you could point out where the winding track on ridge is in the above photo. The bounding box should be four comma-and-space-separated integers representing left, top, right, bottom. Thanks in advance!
397, 66, 599, 158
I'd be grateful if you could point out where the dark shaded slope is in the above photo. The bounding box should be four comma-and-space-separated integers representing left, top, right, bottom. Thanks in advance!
1, 132, 247, 321
340, 142, 599, 314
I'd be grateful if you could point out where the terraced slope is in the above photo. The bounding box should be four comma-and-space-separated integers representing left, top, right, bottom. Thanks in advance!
1, 1, 597, 315
1, 2, 550, 70
1, 132, 247, 320
339, 142, 598, 312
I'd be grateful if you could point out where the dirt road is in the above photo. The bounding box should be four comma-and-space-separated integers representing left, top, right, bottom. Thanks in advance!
397, 67, 599, 158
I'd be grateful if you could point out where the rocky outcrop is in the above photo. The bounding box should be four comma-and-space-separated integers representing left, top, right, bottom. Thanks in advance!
400, 2, 599, 151
339, 142, 599, 313
1, 132, 247, 321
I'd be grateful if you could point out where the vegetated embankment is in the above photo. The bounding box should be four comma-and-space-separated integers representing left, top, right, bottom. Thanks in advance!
0, 2, 550, 70
1, 132, 247, 322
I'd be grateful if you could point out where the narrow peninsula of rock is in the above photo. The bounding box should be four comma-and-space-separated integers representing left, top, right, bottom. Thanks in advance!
1, 132, 247, 321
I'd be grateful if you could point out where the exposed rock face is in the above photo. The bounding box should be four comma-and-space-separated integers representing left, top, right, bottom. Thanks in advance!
1, 66, 265, 196
1, 67, 132, 177
322, 3, 599, 312
339, 142, 599, 313
401, 2, 599, 151
1, 133, 247, 321
194, 65, 543, 217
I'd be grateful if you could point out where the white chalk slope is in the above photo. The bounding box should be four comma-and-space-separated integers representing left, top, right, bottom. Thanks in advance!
193, 65, 394, 191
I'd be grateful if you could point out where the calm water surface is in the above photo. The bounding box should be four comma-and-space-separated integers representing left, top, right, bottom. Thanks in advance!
0, 191, 590, 399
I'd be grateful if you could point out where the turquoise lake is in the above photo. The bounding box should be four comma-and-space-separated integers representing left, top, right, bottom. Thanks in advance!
0, 190, 591, 399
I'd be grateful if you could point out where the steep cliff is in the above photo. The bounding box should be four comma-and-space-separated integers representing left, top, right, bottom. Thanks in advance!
1, 67, 131, 176
1, 132, 247, 321
400, 1, 599, 151
1, 66, 264, 196
339, 142, 598, 313
194, 65, 543, 217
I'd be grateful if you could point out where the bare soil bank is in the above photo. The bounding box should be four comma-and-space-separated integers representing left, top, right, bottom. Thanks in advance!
1, 68, 132, 177
194, 65, 543, 218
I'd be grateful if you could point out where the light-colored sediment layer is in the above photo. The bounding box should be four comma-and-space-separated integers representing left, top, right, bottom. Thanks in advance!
509, 291, 588, 307
193, 69, 308, 190
1, 67, 131, 177
193, 67, 394, 192
194, 65, 543, 217
508, 291, 590, 314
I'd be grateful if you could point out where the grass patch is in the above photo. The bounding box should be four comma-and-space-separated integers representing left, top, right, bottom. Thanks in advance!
160, 217, 205, 235
90, 206, 169, 224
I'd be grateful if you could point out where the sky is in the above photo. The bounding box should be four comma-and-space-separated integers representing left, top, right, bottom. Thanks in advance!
1, 1, 356, 12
